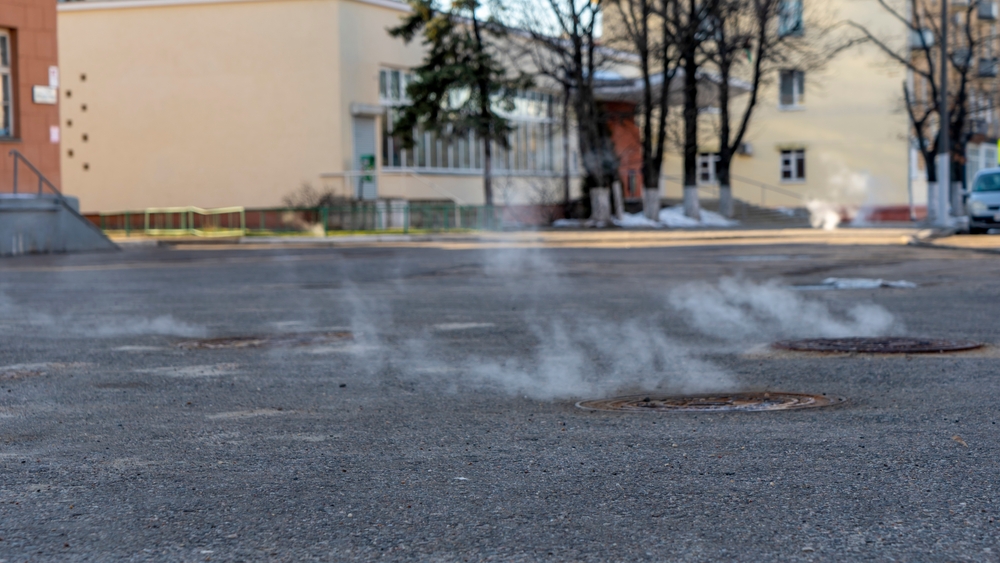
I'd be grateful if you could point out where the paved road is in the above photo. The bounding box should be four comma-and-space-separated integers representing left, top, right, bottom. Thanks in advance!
0, 240, 998, 561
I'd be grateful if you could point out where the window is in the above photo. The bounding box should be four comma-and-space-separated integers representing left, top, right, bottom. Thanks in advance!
778, 0, 803, 37
697, 153, 720, 184
779, 70, 804, 107
0, 29, 12, 138
380, 69, 561, 174
379, 68, 412, 104
780, 149, 805, 182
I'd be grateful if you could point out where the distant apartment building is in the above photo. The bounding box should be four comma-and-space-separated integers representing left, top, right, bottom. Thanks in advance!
642, 0, 917, 213
0, 0, 61, 192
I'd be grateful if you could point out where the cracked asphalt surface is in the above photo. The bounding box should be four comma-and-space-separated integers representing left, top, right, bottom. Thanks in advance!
0, 239, 998, 561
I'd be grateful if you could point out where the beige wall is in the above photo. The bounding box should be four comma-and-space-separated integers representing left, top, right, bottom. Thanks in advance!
661, 0, 911, 210
59, 0, 356, 212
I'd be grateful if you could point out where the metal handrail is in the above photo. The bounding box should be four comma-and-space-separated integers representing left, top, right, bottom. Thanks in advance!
729, 174, 807, 204
660, 173, 806, 207
8, 149, 63, 197
143, 206, 246, 237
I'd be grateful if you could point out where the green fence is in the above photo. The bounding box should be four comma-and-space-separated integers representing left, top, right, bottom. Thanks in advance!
87, 203, 504, 237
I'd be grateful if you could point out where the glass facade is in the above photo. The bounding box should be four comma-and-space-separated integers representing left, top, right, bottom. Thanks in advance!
379, 69, 561, 174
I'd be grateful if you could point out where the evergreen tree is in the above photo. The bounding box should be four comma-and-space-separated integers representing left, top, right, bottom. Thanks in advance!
390, 0, 531, 206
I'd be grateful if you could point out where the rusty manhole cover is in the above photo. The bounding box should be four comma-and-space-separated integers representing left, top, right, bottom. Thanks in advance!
576, 392, 843, 413
177, 331, 352, 350
772, 337, 983, 354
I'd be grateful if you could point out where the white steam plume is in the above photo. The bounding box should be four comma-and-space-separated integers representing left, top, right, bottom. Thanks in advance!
668, 277, 900, 341
0, 290, 206, 337
460, 316, 733, 400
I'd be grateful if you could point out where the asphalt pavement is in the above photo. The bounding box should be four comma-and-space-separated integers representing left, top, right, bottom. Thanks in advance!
0, 238, 998, 562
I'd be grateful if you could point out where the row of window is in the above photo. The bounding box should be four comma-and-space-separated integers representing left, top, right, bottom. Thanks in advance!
379, 68, 562, 173
1, 29, 12, 138
381, 109, 562, 173
697, 149, 806, 184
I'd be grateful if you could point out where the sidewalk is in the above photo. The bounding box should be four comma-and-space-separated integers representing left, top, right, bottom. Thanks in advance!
910, 232, 1000, 253
110, 227, 921, 250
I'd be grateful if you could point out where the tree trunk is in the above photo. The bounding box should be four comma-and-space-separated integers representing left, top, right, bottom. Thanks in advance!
562, 89, 571, 212
642, 187, 660, 221
682, 46, 700, 220
483, 131, 493, 207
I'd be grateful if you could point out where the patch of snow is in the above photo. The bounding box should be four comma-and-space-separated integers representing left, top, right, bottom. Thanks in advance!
658, 205, 738, 228
794, 278, 918, 290
433, 322, 496, 331
658, 206, 702, 227
613, 213, 663, 228
552, 219, 583, 228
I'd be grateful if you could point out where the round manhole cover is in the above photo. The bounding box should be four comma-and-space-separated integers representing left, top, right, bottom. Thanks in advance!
177, 331, 353, 350
772, 337, 983, 354
576, 392, 843, 413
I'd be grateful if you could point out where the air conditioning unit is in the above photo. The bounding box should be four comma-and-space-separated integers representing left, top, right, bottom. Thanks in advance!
909, 29, 935, 49
737, 142, 754, 156
980, 1, 998, 19
980, 57, 998, 77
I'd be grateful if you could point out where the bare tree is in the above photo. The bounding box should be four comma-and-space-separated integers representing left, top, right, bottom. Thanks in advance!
607, 0, 678, 219
848, 0, 996, 220
505, 0, 620, 214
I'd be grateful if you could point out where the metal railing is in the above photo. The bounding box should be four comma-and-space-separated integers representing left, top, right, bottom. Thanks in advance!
729, 174, 807, 206
89, 202, 506, 236
7, 150, 63, 198
661, 173, 807, 208
142, 206, 246, 237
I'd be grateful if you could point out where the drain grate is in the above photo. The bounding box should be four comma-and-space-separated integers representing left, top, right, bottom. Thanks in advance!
772, 337, 983, 354
576, 392, 843, 413
177, 331, 353, 350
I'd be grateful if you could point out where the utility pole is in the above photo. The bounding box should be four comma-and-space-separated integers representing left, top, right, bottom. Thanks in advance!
936, 0, 951, 226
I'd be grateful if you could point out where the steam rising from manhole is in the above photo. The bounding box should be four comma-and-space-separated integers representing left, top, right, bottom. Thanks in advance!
772, 337, 984, 354
177, 331, 353, 350
576, 392, 844, 413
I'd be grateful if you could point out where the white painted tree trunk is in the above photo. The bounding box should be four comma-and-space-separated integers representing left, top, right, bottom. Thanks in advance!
683, 185, 701, 220
590, 188, 611, 223
719, 184, 734, 218
611, 181, 625, 221
642, 187, 661, 221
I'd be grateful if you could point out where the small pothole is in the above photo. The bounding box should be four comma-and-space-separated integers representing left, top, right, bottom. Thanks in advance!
772, 337, 983, 354
576, 392, 844, 413
177, 331, 353, 350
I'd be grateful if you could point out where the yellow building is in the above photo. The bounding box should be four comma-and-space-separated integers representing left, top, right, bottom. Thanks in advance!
58, 0, 925, 217
649, 0, 915, 215
57, 0, 572, 212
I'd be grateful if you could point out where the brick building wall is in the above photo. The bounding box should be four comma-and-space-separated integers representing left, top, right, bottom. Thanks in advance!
0, 0, 60, 193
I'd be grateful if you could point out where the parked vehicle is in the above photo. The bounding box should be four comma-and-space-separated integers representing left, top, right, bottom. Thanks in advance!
966, 168, 1000, 234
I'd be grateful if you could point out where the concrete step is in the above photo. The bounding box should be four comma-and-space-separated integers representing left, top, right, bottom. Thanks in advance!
659, 197, 811, 227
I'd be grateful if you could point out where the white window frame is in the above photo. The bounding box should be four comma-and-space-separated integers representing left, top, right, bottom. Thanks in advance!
780, 149, 806, 182
380, 68, 561, 176
0, 29, 13, 139
779, 69, 805, 109
697, 153, 720, 184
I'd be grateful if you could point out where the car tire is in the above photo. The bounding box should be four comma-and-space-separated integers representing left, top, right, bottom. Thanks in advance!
970, 227, 989, 234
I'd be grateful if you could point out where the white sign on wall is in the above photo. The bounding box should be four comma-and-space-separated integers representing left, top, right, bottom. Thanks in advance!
49, 126, 60, 144
48, 66, 59, 89
32, 86, 57, 105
